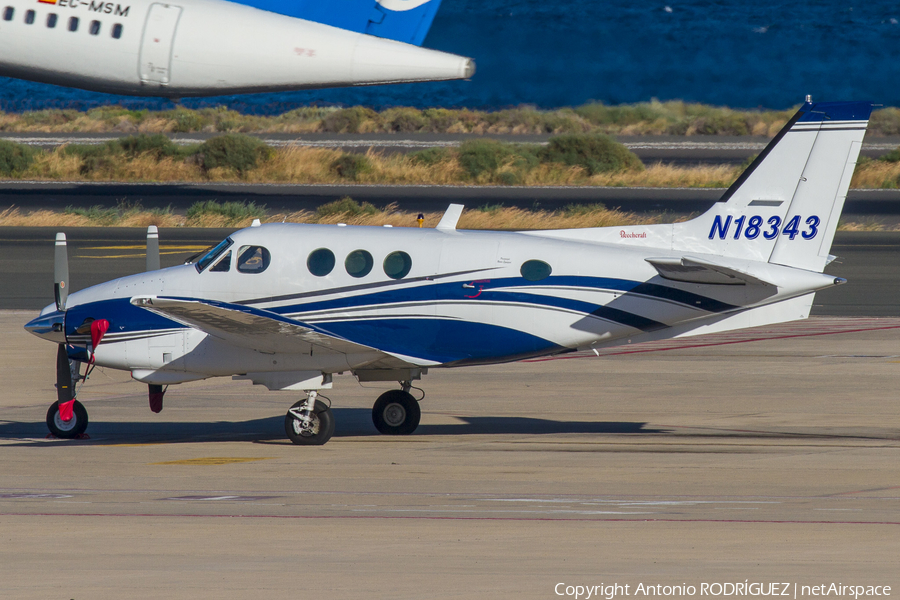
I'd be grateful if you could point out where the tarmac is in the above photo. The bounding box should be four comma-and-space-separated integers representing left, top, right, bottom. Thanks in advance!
1, 310, 898, 599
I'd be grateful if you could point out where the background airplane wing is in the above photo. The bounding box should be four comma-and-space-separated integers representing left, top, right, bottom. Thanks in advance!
130, 295, 415, 367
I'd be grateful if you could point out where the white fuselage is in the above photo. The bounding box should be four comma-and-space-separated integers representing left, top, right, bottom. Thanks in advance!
0, 0, 473, 96
52, 222, 838, 384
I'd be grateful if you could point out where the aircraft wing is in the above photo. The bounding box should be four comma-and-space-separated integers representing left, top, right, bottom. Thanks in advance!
130, 295, 409, 365
645, 256, 775, 287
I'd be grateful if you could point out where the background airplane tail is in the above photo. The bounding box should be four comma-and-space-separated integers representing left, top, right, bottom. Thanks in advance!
366, 0, 443, 46
673, 100, 873, 272
240, 0, 443, 46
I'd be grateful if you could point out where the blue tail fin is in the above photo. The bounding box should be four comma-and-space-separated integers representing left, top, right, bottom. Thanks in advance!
231, 0, 443, 46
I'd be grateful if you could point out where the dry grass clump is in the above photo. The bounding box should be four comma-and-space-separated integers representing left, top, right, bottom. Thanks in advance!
247, 146, 343, 183
837, 218, 895, 232
0, 199, 677, 230
587, 163, 738, 188
0, 206, 182, 227
4, 102, 899, 136
850, 158, 900, 189
4, 197, 898, 231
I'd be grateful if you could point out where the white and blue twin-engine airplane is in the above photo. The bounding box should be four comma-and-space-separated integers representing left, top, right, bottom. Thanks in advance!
26, 100, 871, 445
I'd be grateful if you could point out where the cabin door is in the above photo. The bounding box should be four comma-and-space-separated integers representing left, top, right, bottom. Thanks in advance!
139, 3, 182, 86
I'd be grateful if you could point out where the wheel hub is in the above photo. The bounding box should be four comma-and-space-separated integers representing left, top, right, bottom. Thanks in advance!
53, 411, 77, 432
291, 414, 320, 437
383, 403, 407, 427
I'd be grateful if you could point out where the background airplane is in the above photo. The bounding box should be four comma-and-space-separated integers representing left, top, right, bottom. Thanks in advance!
0, 0, 472, 96
25, 100, 872, 445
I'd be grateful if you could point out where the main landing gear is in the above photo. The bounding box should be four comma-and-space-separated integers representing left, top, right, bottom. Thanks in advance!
284, 382, 423, 445
372, 387, 421, 436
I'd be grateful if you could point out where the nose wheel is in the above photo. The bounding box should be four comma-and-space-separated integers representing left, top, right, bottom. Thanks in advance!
46, 400, 89, 439
372, 389, 420, 435
285, 394, 335, 445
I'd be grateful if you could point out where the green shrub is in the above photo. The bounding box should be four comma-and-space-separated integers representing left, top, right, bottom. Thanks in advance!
330, 154, 372, 180
539, 133, 644, 174
60, 141, 119, 175
168, 108, 204, 133
457, 139, 540, 180
21, 109, 80, 127
422, 108, 460, 132
195, 134, 272, 176
878, 147, 900, 163
870, 108, 900, 136
186, 200, 267, 220
575, 102, 666, 126
687, 113, 751, 136
381, 107, 427, 132
408, 147, 453, 166
63, 205, 120, 224
321, 106, 377, 133
495, 170, 522, 185
457, 139, 515, 178
316, 196, 378, 218
86, 105, 147, 124
118, 134, 186, 159
0, 140, 37, 176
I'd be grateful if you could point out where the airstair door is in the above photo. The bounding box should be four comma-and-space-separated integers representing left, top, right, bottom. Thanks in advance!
139, 3, 182, 86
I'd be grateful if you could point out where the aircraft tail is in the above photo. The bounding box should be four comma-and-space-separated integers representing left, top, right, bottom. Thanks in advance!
673, 100, 873, 272
238, 0, 443, 46
365, 0, 443, 46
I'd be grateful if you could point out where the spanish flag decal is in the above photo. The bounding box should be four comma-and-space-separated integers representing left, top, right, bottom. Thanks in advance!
38, 0, 57, 4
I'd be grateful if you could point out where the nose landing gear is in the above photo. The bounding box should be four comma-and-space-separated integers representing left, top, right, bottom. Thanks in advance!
285, 391, 335, 445
46, 399, 89, 439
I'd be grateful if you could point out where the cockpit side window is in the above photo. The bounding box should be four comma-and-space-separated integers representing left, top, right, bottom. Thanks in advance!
209, 251, 232, 272
237, 245, 271, 273
196, 237, 233, 272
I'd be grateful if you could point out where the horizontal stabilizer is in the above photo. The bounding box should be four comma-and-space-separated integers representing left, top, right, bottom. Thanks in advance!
131, 295, 380, 356
645, 256, 775, 287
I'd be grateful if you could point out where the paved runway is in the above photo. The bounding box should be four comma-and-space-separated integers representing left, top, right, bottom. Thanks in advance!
2, 227, 899, 316
4, 182, 900, 215
1, 312, 898, 598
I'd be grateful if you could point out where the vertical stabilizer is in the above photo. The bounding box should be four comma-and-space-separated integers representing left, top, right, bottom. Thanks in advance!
672, 101, 872, 272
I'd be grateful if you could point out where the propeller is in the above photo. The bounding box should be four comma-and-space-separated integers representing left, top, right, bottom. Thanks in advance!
52, 232, 77, 421
146, 225, 160, 272
54, 232, 68, 312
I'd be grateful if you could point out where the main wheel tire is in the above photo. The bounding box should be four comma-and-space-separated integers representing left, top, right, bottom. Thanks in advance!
46, 400, 88, 439
372, 390, 420, 435
284, 399, 335, 445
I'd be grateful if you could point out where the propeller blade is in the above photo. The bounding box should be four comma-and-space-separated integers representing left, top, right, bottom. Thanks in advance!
146, 225, 160, 272
56, 343, 74, 406
54, 232, 69, 312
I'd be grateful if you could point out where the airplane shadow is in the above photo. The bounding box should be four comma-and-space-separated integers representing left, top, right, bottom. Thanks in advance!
0, 407, 665, 446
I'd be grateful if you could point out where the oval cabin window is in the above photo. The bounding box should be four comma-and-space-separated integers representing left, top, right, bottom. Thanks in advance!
307, 248, 336, 277
520, 260, 552, 281
345, 250, 373, 278
383, 251, 412, 280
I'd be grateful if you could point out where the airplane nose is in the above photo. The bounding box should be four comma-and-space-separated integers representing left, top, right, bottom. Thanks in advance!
25, 310, 66, 343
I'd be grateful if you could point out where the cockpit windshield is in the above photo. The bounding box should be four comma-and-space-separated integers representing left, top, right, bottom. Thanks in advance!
195, 237, 233, 272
